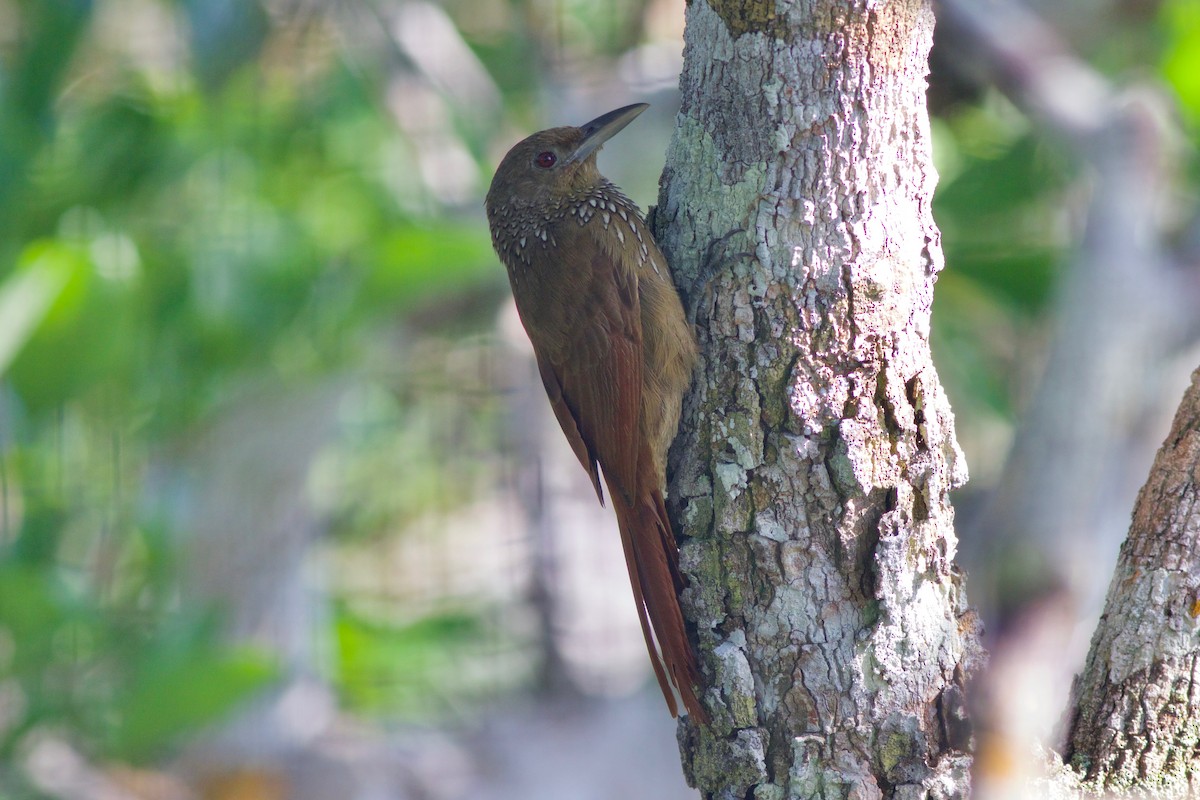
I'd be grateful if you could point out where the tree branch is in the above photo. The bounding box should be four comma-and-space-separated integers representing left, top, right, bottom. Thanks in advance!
1064, 366, 1200, 793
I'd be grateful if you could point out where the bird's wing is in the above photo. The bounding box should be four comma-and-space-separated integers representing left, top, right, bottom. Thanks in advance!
528, 237, 707, 721
536, 353, 604, 503
533, 245, 643, 507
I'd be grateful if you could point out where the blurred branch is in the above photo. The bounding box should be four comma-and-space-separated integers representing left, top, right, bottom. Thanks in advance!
334, 0, 501, 128
935, 0, 1198, 324
156, 380, 343, 773
501, 326, 579, 700
939, 0, 1195, 601
937, 0, 1200, 793
936, 0, 1113, 138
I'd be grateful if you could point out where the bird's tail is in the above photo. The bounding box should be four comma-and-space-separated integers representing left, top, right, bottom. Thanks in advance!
609, 481, 706, 721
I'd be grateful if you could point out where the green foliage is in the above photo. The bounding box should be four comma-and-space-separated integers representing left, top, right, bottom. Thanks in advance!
335, 605, 476, 715
0, 0, 508, 786
3, 61, 499, 418
931, 106, 1074, 427
333, 602, 525, 719
1162, 0, 1200, 122
6, 239, 132, 410
367, 225, 497, 313
0, 244, 74, 374
0, 514, 278, 766
0, 0, 93, 218
1, 0, 1184, 783
934, 112, 1071, 313
107, 639, 276, 762
320, 376, 501, 540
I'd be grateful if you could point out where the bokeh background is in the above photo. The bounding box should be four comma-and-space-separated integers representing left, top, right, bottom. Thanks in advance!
0, 0, 1198, 798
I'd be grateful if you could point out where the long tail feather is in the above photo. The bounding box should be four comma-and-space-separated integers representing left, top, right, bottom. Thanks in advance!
609, 482, 706, 720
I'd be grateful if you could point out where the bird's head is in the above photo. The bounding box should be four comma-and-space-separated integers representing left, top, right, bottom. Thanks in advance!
487, 103, 648, 211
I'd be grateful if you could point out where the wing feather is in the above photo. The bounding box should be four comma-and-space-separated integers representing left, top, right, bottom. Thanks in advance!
532, 247, 644, 505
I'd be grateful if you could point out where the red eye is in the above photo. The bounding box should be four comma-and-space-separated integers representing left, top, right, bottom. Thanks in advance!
535, 151, 557, 168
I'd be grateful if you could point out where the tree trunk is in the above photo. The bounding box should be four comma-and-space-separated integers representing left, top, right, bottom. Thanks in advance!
654, 1, 983, 798
1064, 367, 1200, 795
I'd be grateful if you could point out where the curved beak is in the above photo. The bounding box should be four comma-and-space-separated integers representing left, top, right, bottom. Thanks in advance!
566, 103, 649, 165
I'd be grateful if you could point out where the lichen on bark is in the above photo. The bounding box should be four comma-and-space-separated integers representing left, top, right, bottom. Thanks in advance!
655, 1, 983, 798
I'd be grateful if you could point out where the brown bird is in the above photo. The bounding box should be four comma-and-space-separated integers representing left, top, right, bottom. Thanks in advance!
485, 104, 704, 719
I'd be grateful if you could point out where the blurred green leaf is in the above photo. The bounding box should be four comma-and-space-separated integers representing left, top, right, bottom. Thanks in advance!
7, 0, 94, 122
109, 644, 277, 762
930, 105, 1073, 442
941, 242, 1058, 312
367, 224, 498, 310
0, 243, 73, 374
1162, 0, 1200, 121
932, 271, 1025, 417
6, 240, 136, 411
11, 240, 91, 328
334, 604, 490, 717
0, 0, 94, 215
934, 128, 1072, 318
69, 96, 164, 204
934, 135, 1066, 219
0, 563, 72, 649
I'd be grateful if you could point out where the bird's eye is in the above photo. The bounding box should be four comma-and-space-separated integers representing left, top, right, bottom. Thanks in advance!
534, 151, 557, 169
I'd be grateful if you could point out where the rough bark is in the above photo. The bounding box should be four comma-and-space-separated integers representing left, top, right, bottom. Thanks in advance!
654, 1, 983, 798
1064, 367, 1200, 796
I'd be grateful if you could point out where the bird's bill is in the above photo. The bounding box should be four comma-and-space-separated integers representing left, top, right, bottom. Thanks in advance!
566, 103, 649, 165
